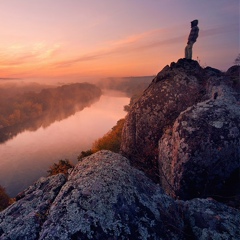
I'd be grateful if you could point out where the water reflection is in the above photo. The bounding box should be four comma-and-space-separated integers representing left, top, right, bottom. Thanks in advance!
0, 94, 129, 197
0, 83, 101, 143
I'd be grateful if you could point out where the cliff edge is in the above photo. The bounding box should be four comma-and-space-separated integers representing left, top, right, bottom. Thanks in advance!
121, 58, 240, 202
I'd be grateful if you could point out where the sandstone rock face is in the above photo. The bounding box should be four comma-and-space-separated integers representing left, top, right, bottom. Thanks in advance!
178, 198, 240, 239
0, 151, 184, 239
121, 59, 240, 201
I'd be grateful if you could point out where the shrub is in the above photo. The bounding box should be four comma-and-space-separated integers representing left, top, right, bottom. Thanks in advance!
92, 119, 125, 153
0, 185, 10, 211
77, 150, 93, 162
47, 159, 74, 176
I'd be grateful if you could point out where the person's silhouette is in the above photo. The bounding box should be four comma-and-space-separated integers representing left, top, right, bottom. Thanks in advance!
185, 20, 199, 59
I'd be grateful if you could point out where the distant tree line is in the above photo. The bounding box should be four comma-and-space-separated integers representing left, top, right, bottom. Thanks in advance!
0, 83, 101, 140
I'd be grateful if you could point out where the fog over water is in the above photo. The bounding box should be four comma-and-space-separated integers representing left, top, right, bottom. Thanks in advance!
0, 92, 129, 197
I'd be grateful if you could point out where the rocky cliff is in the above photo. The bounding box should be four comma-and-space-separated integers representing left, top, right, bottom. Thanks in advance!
121, 59, 240, 203
0, 59, 239, 239
0, 151, 239, 239
0, 151, 184, 239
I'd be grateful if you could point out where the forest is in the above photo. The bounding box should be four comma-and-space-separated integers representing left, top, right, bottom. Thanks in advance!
0, 82, 102, 142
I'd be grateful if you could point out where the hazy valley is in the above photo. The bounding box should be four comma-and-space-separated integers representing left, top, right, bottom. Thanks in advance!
1, 59, 239, 239
0, 76, 152, 197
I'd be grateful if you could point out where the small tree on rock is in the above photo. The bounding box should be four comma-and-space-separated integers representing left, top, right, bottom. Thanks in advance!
234, 54, 240, 65
77, 150, 93, 162
0, 185, 10, 211
47, 159, 74, 176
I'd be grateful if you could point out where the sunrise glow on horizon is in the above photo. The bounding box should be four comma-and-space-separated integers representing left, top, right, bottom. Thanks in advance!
0, 0, 239, 82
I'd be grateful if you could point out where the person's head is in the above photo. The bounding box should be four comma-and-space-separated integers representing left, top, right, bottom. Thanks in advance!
191, 19, 198, 27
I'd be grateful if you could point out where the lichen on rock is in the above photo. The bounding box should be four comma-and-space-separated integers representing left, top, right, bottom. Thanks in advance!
0, 174, 66, 240
121, 58, 240, 203
178, 198, 240, 239
39, 150, 184, 240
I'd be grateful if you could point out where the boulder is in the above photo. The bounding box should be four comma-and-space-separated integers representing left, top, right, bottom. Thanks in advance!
121, 58, 240, 202
39, 151, 184, 239
158, 75, 240, 200
178, 198, 240, 239
0, 174, 66, 240
0, 151, 184, 239
226, 65, 240, 93
121, 59, 206, 181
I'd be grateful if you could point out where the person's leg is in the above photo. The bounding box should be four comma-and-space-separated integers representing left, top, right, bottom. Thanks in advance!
185, 45, 189, 58
188, 42, 193, 59
185, 42, 194, 59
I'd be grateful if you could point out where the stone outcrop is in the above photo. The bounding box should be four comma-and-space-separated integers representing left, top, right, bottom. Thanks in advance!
0, 151, 239, 239
121, 59, 207, 181
159, 85, 240, 200
0, 174, 67, 240
178, 198, 240, 239
121, 59, 240, 202
0, 151, 184, 240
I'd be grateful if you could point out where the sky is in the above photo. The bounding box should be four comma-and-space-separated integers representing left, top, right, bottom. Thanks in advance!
0, 0, 239, 83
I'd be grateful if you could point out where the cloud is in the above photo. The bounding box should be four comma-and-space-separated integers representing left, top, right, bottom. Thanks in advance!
1, 23, 235, 70
200, 23, 239, 38
110, 28, 164, 47
0, 78, 22, 81
0, 43, 61, 67
53, 28, 169, 68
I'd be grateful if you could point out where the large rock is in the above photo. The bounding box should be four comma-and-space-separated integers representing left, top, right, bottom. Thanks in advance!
121, 58, 240, 202
1, 150, 239, 239
178, 198, 240, 239
0, 174, 67, 240
226, 65, 240, 93
0, 151, 184, 239
121, 59, 207, 180
158, 71, 240, 200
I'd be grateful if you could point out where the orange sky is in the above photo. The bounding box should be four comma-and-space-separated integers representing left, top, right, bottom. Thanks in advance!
0, 0, 239, 83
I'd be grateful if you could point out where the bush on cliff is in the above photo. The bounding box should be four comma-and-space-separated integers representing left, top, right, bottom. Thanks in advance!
0, 185, 10, 211
47, 159, 74, 176
92, 119, 125, 153
77, 149, 94, 161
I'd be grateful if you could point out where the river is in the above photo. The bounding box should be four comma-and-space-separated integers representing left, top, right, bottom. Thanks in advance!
0, 93, 129, 197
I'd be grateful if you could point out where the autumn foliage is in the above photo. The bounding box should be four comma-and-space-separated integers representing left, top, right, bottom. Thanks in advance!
0, 185, 10, 211
92, 119, 125, 153
47, 159, 74, 176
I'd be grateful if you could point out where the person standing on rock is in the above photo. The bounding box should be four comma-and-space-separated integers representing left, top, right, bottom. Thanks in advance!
185, 19, 199, 59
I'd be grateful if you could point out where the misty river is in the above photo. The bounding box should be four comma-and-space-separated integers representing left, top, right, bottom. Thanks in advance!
0, 92, 129, 197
